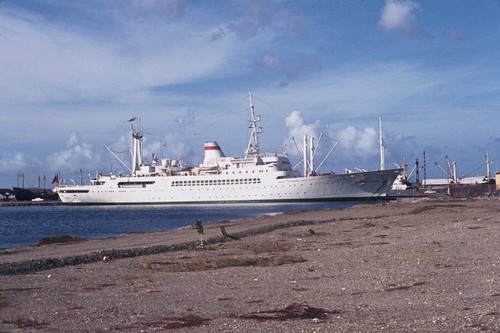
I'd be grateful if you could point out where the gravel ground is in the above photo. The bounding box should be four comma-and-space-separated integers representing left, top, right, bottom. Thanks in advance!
0, 198, 499, 332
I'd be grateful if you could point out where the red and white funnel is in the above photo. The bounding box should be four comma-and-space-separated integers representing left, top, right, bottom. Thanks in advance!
203, 141, 225, 166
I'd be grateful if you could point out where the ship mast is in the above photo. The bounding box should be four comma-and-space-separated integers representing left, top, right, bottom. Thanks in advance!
303, 134, 308, 176
485, 152, 491, 182
310, 136, 315, 176
245, 89, 262, 157
131, 118, 143, 176
379, 117, 385, 170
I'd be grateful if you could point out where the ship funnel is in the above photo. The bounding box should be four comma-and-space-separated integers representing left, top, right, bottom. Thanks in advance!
203, 141, 225, 166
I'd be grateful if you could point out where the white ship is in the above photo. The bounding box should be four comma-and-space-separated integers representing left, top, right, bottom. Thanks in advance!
55, 92, 401, 204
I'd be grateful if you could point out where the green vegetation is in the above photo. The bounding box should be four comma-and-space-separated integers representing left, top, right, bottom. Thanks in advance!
195, 219, 204, 247
220, 225, 228, 238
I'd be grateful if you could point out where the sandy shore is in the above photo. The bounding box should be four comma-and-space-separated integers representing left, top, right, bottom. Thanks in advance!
0, 198, 499, 332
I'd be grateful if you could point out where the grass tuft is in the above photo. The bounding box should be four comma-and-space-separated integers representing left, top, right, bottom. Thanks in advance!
307, 228, 316, 235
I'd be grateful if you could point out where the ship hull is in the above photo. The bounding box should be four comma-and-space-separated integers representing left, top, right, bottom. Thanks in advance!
56, 169, 401, 205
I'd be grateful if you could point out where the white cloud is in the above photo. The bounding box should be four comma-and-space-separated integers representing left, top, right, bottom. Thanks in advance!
0, 12, 124, 103
337, 126, 378, 158
48, 134, 100, 173
0, 7, 247, 107
378, 0, 421, 34
283, 111, 381, 171
67, 133, 79, 147
0, 152, 27, 173
284, 110, 321, 142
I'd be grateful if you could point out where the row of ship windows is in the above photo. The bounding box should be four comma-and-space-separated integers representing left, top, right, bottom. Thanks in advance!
224, 170, 269, 174
171, 178, 262, 187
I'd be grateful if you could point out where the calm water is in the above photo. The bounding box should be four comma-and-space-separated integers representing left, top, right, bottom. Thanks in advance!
0, 202, 361, 249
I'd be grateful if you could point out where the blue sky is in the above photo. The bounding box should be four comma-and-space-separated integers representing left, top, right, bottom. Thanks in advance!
1, 0, 499, 188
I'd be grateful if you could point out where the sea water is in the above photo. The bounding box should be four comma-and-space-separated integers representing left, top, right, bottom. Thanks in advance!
0, 202, 359, 249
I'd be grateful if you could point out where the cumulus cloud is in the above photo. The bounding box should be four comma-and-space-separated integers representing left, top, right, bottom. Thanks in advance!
284, 112, 379, 163
67, 133, 79, 147
378, 0, 421, 35
48, 133, 100, 175
282, 111, 385, 171
284, 111, 321, 142
337, 126, 378, 157
330, 125, 420, 172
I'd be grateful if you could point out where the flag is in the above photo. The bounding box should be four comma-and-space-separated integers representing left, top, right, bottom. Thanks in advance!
51, 174, 59, 184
